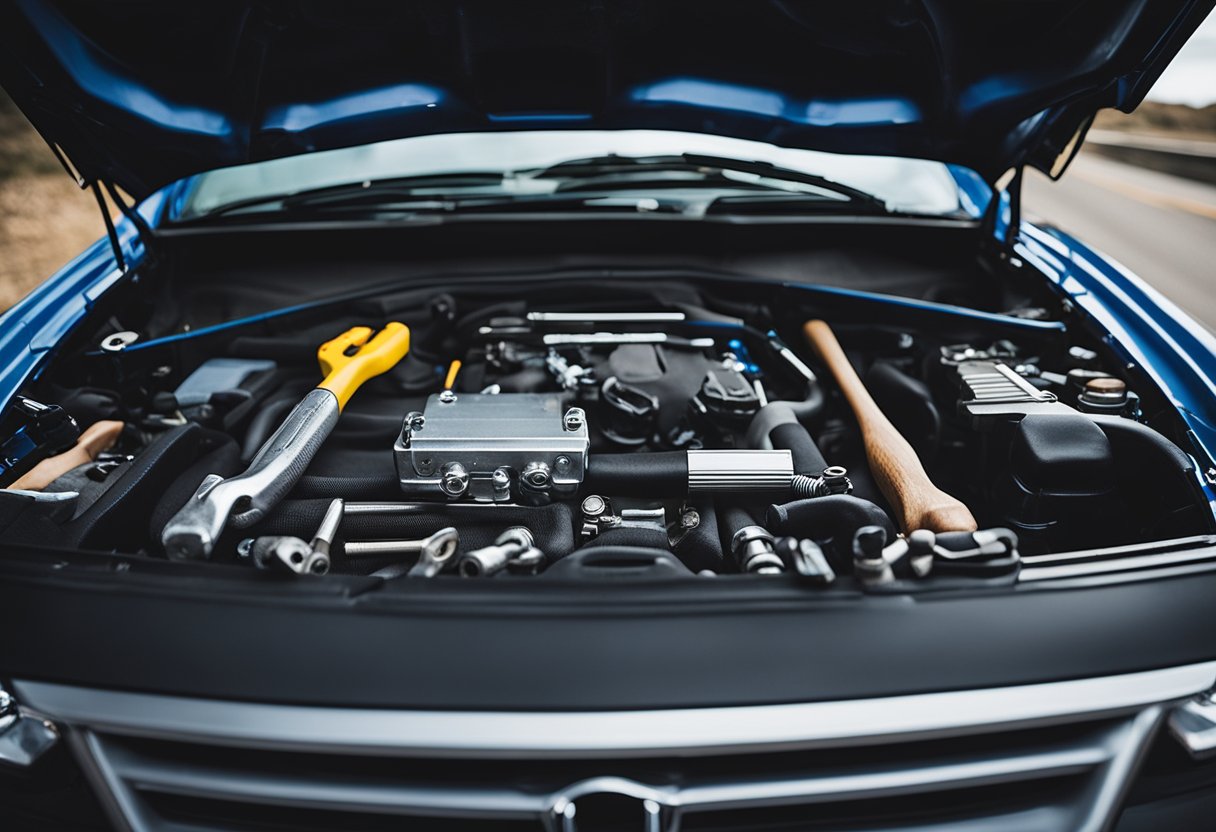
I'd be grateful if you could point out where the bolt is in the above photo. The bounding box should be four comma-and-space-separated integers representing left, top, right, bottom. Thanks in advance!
581, 494, 608, 519
438, 390, 457, 404
522, 461, 551, 489
405, 412, 425, 431
563, 407, 586, 432
440, 462, 470, 497
680, 509, 701, 530
237, 538, 254, 559
731, 525, 783, 574
554, 455, 571, 472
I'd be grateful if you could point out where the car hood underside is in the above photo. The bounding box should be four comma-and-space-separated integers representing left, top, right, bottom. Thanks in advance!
0, 0, 1212, 200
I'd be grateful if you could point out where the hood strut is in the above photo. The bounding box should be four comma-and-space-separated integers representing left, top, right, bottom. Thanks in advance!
90, 182, 124, 273
88, 181, 157, 273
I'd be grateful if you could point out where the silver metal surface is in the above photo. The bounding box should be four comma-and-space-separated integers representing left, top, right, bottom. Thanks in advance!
70, 711, 1154, 832
0, 686, 58, 767
250, 536, 330, 576
1019, 535, 1216, 582
344, 527, 459, 577
99, 330, 139, 352
17, 662, 1216, 758
162, 388, 340, 559
1167, 693, 1216, 759
457, 527, 537, 577
731, 525, 783, 574
686, 449, 793, 492
527, 311, 686, 323
791, 465, 853, 498
396, 393, 589, 502
542, 332, 715, 348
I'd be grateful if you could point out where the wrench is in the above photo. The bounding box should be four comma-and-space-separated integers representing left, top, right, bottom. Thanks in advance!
345, 527, 460, 578
242, 498, 344, 576
162, 323, 410, 560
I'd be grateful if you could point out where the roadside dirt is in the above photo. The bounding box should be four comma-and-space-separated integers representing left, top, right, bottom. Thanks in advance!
0, 91, 107, 311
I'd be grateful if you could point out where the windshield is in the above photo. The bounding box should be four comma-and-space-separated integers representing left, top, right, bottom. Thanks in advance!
175, 130, 977, 221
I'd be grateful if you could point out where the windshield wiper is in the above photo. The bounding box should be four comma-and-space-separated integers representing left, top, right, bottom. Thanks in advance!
201, 172, 510, 218
530, 153, 888, 209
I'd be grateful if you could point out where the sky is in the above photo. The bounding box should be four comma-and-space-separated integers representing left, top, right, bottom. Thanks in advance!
1147, 10, 1216, 106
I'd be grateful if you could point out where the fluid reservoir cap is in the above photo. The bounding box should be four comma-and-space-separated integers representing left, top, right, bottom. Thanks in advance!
1079, 376, 1129, 412
1083, 376, 1127, 397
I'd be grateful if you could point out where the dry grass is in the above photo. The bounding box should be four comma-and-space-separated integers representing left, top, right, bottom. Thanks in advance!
0, 176, 109, 309
0, 91, 107, 311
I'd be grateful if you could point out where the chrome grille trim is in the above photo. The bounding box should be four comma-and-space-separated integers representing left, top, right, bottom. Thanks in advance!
1019, 535, 1216, 582
17, 661, 1216, 758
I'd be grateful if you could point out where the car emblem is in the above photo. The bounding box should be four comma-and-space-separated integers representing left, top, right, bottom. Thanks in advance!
545, 777, 672, 832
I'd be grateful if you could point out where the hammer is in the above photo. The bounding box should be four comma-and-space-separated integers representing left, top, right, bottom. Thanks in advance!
803, 319, 977, 535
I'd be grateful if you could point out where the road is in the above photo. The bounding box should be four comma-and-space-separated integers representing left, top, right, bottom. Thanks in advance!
1022, 152, 1216, 332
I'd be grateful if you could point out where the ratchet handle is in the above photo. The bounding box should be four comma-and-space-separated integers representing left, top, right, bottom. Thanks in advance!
317, 322, 410, 410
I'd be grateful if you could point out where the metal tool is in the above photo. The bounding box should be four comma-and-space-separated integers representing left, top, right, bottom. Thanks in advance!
345, 527, 460, 577
732, 525, 785, 574
162, 323, 410, 559
579, 495, 669, 539
457, 527, 542, 577
242, 498, 343, 576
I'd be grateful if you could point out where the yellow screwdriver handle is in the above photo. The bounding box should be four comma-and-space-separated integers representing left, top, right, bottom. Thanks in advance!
316, 322, 411, 410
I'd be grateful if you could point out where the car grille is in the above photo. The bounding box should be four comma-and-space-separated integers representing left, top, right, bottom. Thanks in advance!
16, 662, 1216, 832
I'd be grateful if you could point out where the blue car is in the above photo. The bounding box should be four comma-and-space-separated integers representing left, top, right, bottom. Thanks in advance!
1, 2, 1215, 830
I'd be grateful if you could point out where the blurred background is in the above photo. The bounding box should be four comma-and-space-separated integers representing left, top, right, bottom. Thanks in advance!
0, 12, 1213, 323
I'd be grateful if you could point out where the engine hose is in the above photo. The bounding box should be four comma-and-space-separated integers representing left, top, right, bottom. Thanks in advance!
784, 382, 825, 424
240, 395, 297, 463
293, 471, 401, 499
769, 422, 827, 475
767, 495, 896, 543
583, 451, 688, 497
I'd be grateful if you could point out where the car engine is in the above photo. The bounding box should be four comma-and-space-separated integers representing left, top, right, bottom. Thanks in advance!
1, 273, 1210, 591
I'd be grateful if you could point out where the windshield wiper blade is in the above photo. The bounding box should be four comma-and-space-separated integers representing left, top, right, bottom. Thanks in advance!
201, 172, 508, 217
530, 153, 887, 209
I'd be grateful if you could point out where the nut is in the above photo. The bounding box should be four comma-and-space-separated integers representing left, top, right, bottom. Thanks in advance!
563, 407, 586, 432
440, 462, 470, 497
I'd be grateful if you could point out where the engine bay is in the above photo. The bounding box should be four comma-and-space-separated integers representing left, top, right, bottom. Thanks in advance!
1, 238, 1211, 591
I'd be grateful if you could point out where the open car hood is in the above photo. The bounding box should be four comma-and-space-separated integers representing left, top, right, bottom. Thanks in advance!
1, 0, 1212, 201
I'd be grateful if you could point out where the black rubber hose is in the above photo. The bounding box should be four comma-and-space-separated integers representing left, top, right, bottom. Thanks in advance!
240, 396, 297, 463
583, 451, 688, 497
717, 504, 762, 562
784, 383, 825, 423
769, 422, 828, 476
767, 495, 896, 541
293, 471, 401, 499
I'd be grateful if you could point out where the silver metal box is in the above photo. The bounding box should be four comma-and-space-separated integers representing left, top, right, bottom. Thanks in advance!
394, 393, 589, 503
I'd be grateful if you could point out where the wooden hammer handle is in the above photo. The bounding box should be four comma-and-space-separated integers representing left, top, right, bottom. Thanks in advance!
803, 320, 976, 535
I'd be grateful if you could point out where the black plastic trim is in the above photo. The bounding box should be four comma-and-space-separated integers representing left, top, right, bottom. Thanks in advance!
0, 542, 1214, 711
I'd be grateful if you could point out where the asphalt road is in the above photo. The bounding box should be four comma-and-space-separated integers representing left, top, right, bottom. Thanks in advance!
1023, 152, 1216, 332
